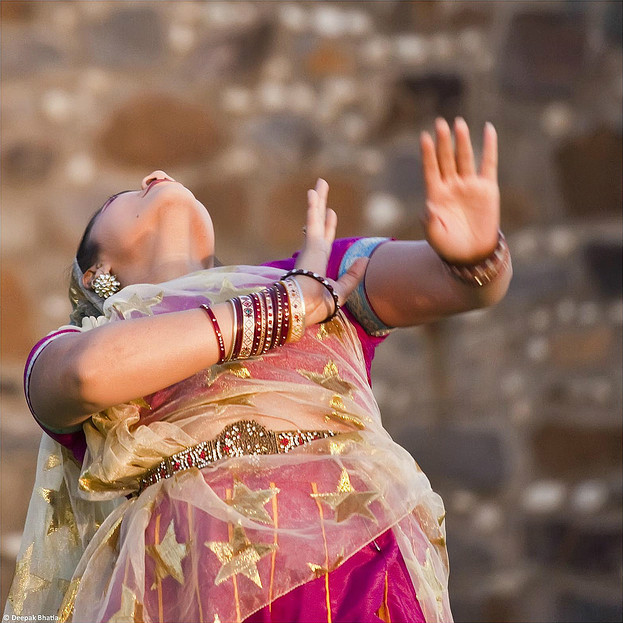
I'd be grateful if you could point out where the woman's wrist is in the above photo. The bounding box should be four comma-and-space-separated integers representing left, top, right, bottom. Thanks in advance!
282, 270, 339, 326
202, 278, 311, 365
440, 231, 510, 287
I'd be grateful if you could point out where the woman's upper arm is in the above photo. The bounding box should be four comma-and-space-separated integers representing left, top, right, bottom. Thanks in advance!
26, 330, 93, 433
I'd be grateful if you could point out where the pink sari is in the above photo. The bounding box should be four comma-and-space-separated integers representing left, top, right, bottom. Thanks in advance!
6, 265, 451, 623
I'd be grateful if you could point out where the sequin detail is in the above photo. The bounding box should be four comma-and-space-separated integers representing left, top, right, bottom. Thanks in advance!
137, 420, 335, 494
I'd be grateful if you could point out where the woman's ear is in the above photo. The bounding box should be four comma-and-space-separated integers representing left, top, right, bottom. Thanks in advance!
82, 263, 112, 290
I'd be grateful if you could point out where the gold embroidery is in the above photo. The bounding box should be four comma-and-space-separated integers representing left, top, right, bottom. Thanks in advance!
311, 469, 378, 523
412, 505, 448, 569
78, 472, 115, 493
40, 481, 79, 543
185, 504, 205, 623
218, 277, 240, 299
328, 432, 363, 455
107, 584, 144, 622
310, 482, 332, 623
57, 577, 81, 622
8, 543, 51, 615
205, 524, 277, 588
102, 516, 124, 552
416, 549, 445, 612
146, 520, 189, 589
375, 570, 392, 623
205, 363, 252, 387
330, 395, 345, 411
111, 291, 164, 318
268, 482, 279, 612
213, 393, 256, 415
316, 319, 345, 341
129, 397, 151, 410
44, 453, 62, 471
325, 397, 366, 430
227, 363, 251, 379
307, 554, 344, 578
298, 361, 355, 397
226, 480, 279, 525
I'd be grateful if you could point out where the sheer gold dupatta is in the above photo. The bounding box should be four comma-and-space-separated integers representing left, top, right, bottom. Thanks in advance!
4, 434, 120, 620
6, 266, 452, 623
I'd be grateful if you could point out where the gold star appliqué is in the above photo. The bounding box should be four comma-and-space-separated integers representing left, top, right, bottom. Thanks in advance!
324, 395, 366, 429
297, 361, 356, 397
146, 520, 188, 589
111, 291, 164, 318
44, 453, 62, 471
107, 584, 144, 622
205, 362, 253, 387
205, 524, 277, 587
307, 553, 344, 578
316, 319, 345, 341
7, 543, 51, 615
311, 469, 378, 523
57, 577, 81, 623
40, 482, 79, 542
226, 481, 279, 525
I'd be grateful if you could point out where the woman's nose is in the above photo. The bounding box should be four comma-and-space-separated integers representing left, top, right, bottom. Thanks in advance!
141, 170, 174, 189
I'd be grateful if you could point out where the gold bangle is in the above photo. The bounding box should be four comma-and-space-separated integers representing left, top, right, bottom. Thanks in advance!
238, 294, 255, 358
282, 278, 305, 342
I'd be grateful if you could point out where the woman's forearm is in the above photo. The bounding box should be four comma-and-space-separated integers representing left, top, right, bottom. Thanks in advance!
29, 304, 235, 429
363, 239, 512, 327
28, 259, 365, 430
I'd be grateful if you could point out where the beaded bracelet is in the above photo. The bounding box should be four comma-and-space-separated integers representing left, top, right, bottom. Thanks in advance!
442, 231, 510, 287
201, 305, 226, 364
281, 269, 340, 322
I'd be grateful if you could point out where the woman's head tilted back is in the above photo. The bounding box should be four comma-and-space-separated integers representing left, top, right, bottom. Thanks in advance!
68, 171, 215, 325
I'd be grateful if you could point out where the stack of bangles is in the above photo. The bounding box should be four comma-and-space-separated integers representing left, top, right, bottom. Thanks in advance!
442, 230, 511, 287
201, 270, 340, 364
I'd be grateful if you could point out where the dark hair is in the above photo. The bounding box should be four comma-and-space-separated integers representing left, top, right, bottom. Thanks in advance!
75, 206, 104, 273
76, 190, 133, 272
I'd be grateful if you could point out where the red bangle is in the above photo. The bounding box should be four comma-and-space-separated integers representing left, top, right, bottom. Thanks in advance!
201, 304, 226, 364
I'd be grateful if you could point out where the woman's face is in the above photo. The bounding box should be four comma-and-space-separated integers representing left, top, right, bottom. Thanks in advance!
87, 170, 215, 285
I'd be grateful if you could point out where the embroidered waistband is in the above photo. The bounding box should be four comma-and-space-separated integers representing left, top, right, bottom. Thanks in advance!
137, 419, 336, 494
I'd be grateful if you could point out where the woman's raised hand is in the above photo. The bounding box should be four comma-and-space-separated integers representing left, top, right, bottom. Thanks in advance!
294, 178, 367, 325
420, 118, 500, 264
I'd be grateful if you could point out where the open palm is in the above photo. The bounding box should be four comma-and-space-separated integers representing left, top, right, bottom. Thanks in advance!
420, 118, 500, 264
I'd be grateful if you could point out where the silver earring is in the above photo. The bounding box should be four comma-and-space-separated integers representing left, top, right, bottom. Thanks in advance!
92, 273, 121, 299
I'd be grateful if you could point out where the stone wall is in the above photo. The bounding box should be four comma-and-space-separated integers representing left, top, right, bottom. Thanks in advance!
1, 2, 621, 621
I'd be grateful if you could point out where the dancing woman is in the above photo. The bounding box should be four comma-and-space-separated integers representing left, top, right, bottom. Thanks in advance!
6, 118, 511, 623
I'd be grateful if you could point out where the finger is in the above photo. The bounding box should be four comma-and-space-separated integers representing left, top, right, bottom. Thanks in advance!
435, 118, 457, 179
324, 208, 337, 243
315, 178, 329, 221
306, 189, 324, 239
334, 257, 368, 304
420, 131, 441, 192
480, 122, 498, 181
454, 117, 476, 176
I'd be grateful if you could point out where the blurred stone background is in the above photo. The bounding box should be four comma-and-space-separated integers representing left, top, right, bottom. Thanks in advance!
1, 1, 621, 621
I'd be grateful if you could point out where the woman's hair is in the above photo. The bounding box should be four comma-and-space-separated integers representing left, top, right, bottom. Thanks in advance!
75, 206, 105, 273
69, 195, 120, 326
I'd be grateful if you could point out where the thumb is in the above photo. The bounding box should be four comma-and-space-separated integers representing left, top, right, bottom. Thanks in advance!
335, 257, 369, 304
